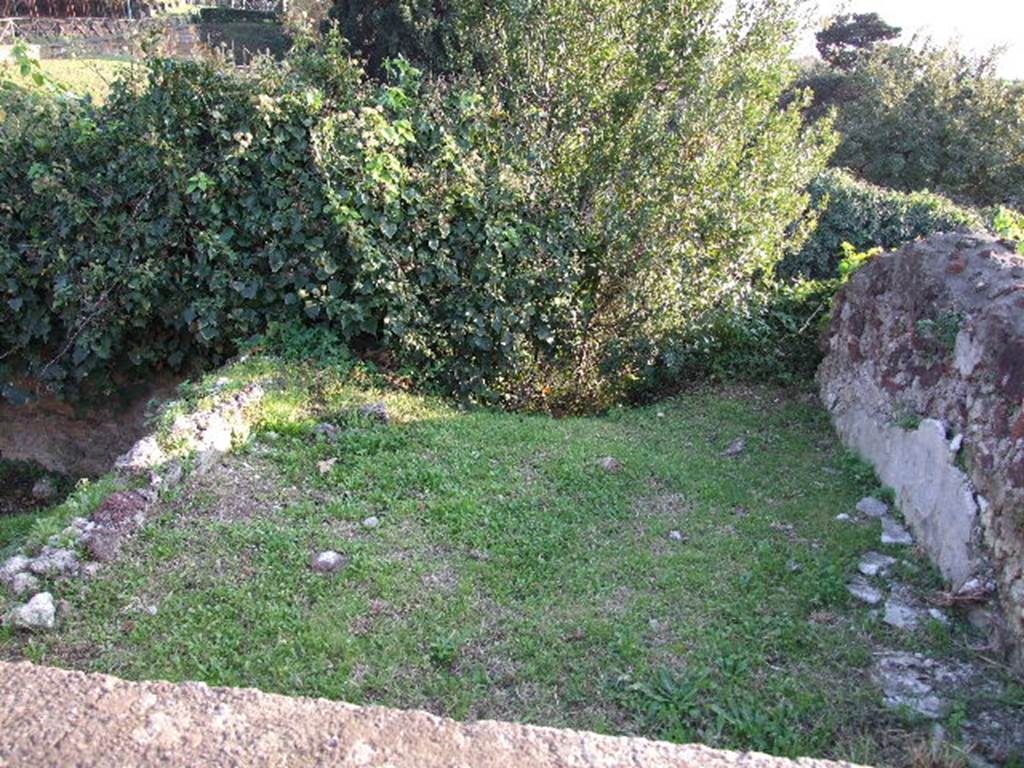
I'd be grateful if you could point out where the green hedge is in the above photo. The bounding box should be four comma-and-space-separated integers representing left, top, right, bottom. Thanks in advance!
0, 45, 587, 400
195, 7, 279, 23
779, 169, 984, 280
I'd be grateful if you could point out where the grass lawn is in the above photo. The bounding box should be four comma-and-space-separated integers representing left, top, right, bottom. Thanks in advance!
1, 57, 131, 102
0, 357, 1013, 765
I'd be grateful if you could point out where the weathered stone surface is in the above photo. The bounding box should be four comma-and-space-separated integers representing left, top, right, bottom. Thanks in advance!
311, 551, 350, 574
720, 438, 747, 458
855, 497, 888, 518
847, 577, 883, 606
858, 552, 897, 577
819, 233, 1024, 666
0, 554, 30, 586
117, 382, 265, 477
115, 435, 168, 474
883, 584, 925, 630
871, 652, 976, 720
8, 572, 39, 596
30, 476, 58, 501
360, 402, 390, 424
596, 456, 622, 473
9, 592, 56, 630
81, 489, 153, 564
879, 517, 913, 546
0, 661, 864, 767
27, 547, 79, 577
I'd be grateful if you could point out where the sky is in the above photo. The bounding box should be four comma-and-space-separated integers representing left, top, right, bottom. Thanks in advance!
796, 0, 1024, 80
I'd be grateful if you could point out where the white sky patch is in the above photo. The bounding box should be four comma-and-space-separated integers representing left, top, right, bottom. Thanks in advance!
795, 0, 1024, 80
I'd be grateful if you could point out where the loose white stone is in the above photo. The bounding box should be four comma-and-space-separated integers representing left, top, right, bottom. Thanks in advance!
28, 547, 80, 577
848, 577, 884, 605
835, 513, 852, 522
856, 497, 889, 518
881, 516, 914, 546
362, 516, 380, 529
9, 572, 39, 596
0, 555, 30, 584
859, 551, 898, 577
12, 592, 56, 630
311, 551, 349, 574
883, 585, 924, 629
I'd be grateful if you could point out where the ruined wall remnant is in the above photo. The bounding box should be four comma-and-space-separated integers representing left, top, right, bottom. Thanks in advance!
0, 377, 180, 478
819, 232, 1024, 666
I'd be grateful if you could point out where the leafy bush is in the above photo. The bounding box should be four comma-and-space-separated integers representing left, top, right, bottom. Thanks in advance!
992, 206, 1024, 252
814, 42, 1024, 210
323, 0, 485, 76
618, 278, 836, 397
778, 169, 984, 279
196, 7, 280, 23
3, 0, 837, 407
456, 0, 835, 399
0, 38, 587, 400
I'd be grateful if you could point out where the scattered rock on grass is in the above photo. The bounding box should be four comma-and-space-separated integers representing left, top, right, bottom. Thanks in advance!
848, 576, 884, 605
834, 513, 852, 522
668, 530, 687, 542
313, 423, 342, 442
311, 551, 350, 574
31, 476, 58, 501
858, 551, 898, 577
720, 438, 746, 458
10, 592, 56, 631
883, 584, 926, 629
151, 460, 184, 490
360, 402, 389, 424
9, 572, 39, 596
881, 516, 914, 545
115, 435, 167, 475
84, 530, 122, 563
872, 652, 975, 720
856, 497, 889, 518
596, 456, 622, 473
80, 490, 153, 564
362, 516, 380, 529
0, 555, 30, 585
28, 547, 79, 578
317, 458, 337, 475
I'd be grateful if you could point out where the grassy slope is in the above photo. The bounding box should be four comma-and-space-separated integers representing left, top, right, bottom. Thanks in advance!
1, 58, 130, 103
0, 358, 999, 764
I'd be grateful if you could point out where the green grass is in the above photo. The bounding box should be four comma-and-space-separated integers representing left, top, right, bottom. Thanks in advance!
1, 57, 131, 102
0, 357, 1003, 764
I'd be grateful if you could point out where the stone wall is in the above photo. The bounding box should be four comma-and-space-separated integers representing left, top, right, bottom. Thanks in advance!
819, 232, 1024, 666
0, 376, 179, 478
0, 661, 862, 767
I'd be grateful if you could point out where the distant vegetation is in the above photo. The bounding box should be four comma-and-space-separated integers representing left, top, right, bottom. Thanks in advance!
1, 3, 1022, 410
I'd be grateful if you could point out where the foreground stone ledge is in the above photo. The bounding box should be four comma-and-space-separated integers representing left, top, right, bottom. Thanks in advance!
0, 662, 862, 767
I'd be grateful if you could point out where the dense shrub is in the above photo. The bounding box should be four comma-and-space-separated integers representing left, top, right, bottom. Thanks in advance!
808, 42, 1024, 210
778, 169, 984, 280
3, 0, 836, 407
323, 0, 485, 76
619, 279, 837, 397
0, 40, 587, 400
196, 7, 279, 23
